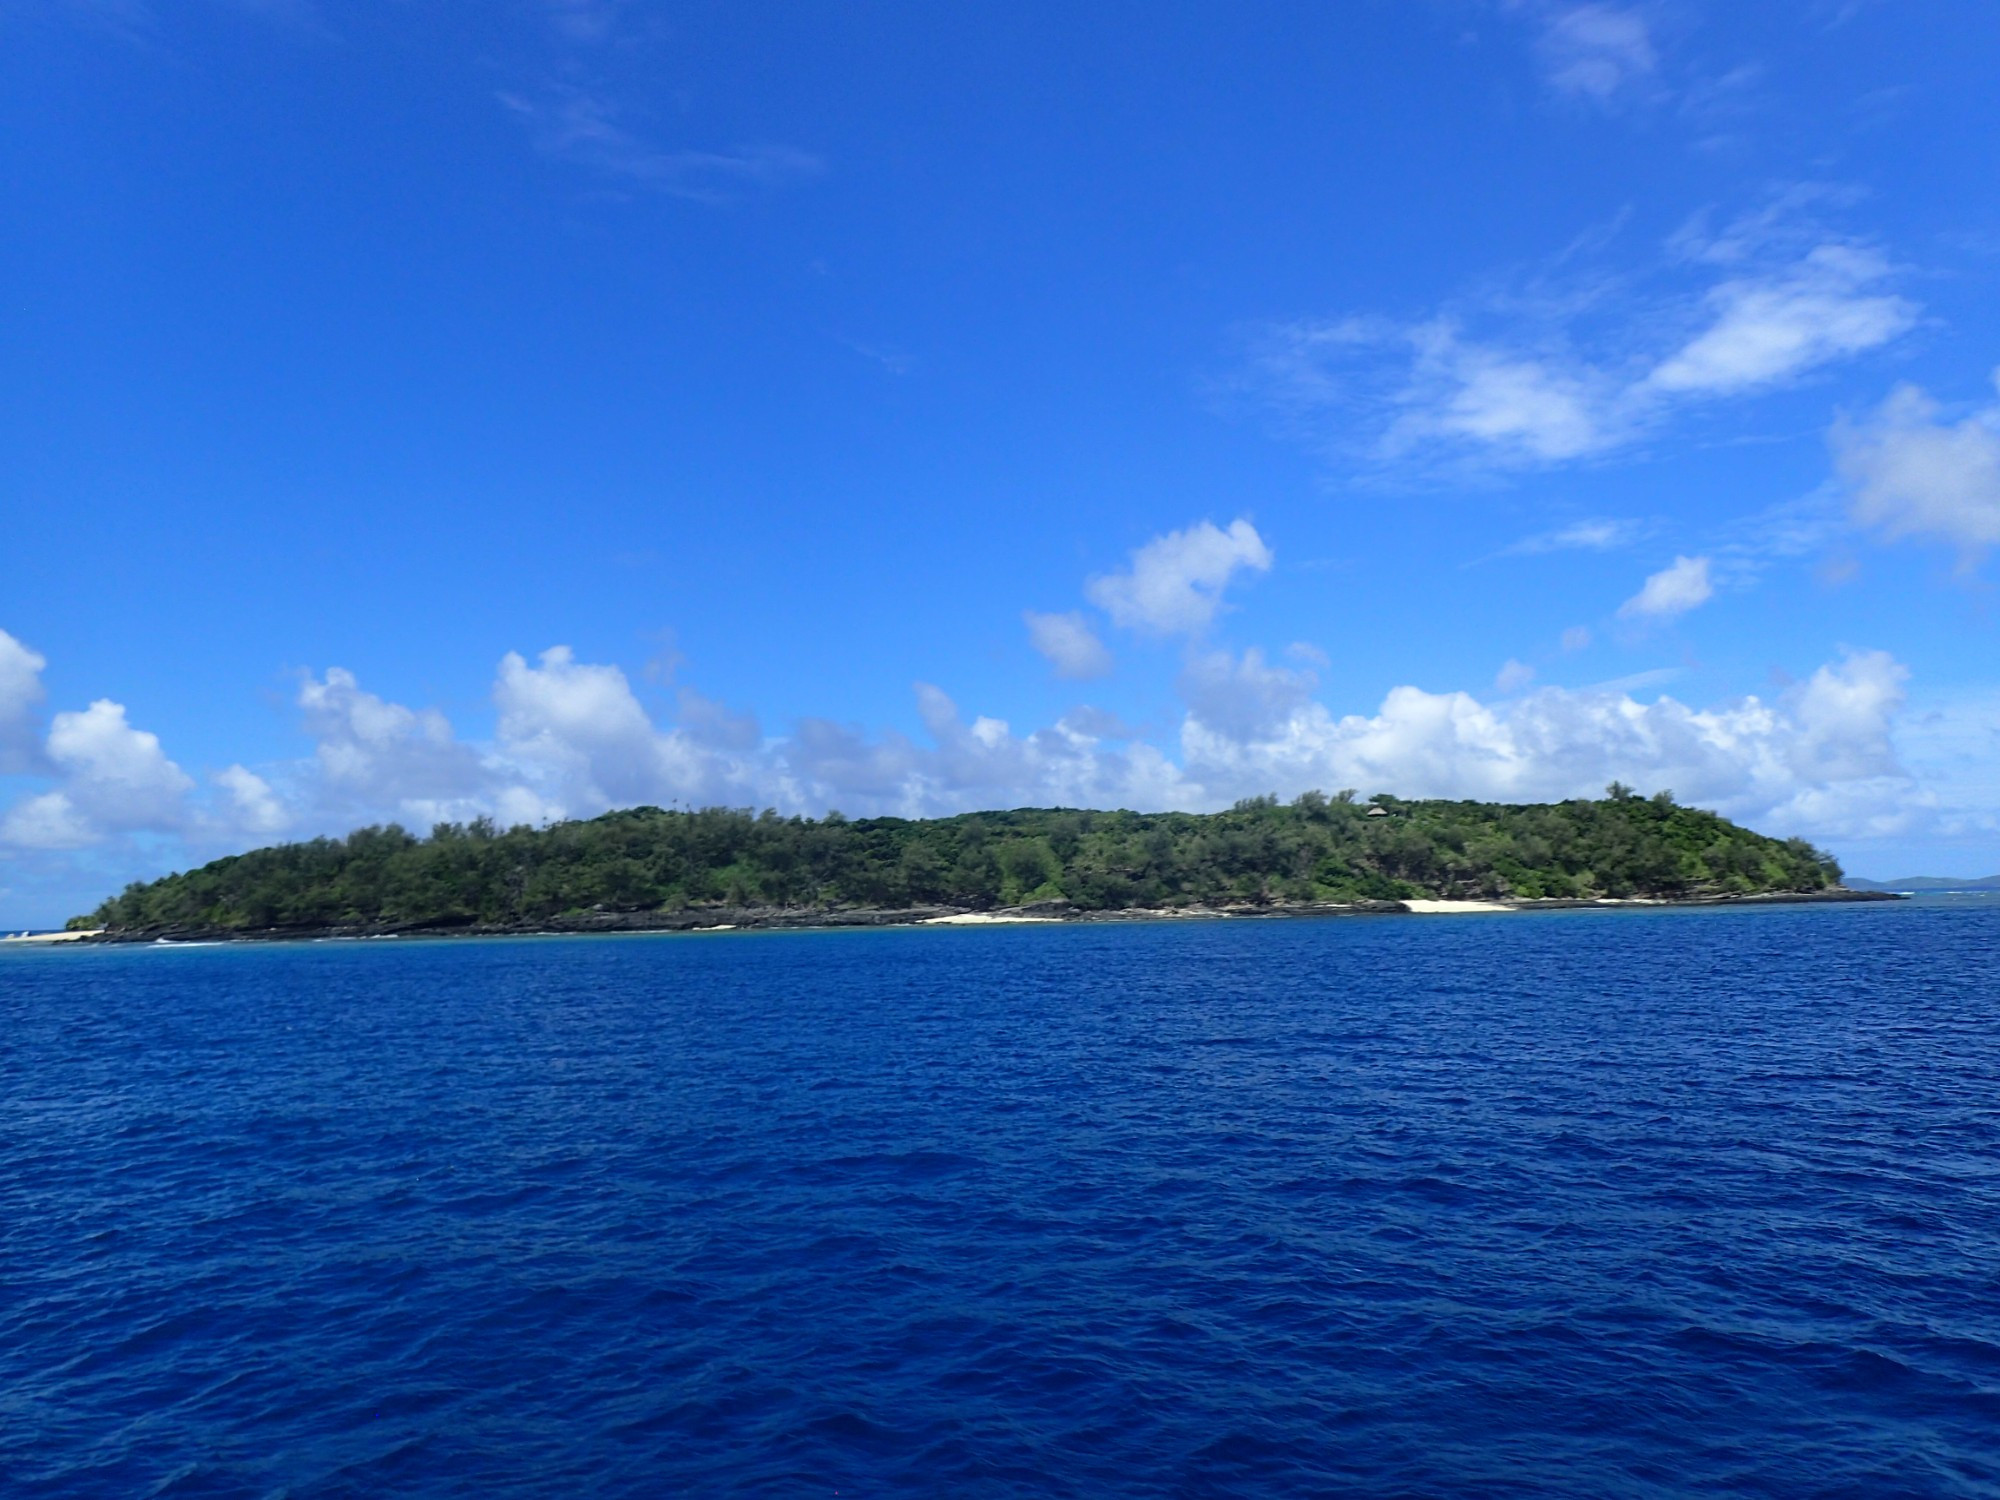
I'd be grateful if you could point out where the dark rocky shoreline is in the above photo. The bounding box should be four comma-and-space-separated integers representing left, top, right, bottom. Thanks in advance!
70, 886, 1900, 944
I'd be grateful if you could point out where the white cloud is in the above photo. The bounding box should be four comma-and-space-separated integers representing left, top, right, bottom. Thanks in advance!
674, 688, 762, 751
499, 89, 821, 201
1783, 649, 1906, 782
1833, 378, 2000, 560
1085, 519, 1273, 635
1496, 659, 1537, 692
1257, 225, 1917, 480
770, 684, 1184, 820
0, 793, 95, 851
494, 645, 748, 812
1, 699, 195, 847
1177, 648, 1318, 741
0, 635, 1960, 911
1059, 704, 1140, 741
542, 0, 627, 43
46, 700, 195, 831
1506, 517, 1644, 555
1386, 323, 1615, 462
0, 637, 198, 851
1532, 4, 1658, 105
299, 667, 489, 819
1646, 246, 1916, 396
1618, 555, 1714, 619
1178, 649, 1914, 839
215, 765, 290, 837
0, 628, 48, 775
1885, 686, 2000, 851
1560, 626, 1594, 652
1023, 610, 1114, 679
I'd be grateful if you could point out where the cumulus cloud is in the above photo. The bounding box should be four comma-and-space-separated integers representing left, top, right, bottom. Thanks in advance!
1178, 648, 1318, 742
0, 792, 93, 850
1618, 555, 1714, 620
299, 667, 490, 819
1, 700, 195, 848
494, 645, 751, 813
47, 701, 194, 829
1023, 610, 1114, 679
0, 628, 48, 775
761, 684, 1184, 821
1177, 648, 1914, 839
1496, 659, 1537, 692
0, 631, 1957, 906
1085, 520, 1273, 635
215, 765, 290, 837
266, 641, 1922, 851
1833, 378, 2000, 561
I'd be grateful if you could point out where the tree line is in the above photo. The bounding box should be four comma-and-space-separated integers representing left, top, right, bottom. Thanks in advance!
79, 786, 1843, 933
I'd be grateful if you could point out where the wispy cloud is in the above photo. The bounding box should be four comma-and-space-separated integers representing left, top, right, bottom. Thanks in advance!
1502, 516, 1649, 555
1383, 321, 1618, 462
1527, 4, 1660, 107
500, 89, 821, 201
1711, 490, 1853, 568
540, 0, 634, 45
836, 336, 918, 376
1249, 195, 1918, 482
1642, 245, 1915, 397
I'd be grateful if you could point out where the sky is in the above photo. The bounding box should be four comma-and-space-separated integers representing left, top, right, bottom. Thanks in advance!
4, 0, 1999, 925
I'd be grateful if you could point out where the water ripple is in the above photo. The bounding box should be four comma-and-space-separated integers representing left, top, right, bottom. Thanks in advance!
4, 902, 1999, 1495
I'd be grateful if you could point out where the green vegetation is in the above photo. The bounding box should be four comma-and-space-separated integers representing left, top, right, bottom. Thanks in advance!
78, 786, 1843, 934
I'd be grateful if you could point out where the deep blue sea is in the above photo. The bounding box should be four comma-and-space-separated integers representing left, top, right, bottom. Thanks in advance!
5, 902, 1999, 1498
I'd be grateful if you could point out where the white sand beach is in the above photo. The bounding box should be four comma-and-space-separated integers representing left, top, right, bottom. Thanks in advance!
1399, 900, 1514, 914
922, 912, 1062, 925
1, 929, 102, 944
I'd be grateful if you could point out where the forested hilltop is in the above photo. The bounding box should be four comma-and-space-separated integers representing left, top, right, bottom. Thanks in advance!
80, 787, 1846, 936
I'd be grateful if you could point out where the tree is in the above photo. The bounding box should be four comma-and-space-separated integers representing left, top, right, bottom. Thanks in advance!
80, 793, 1843, 932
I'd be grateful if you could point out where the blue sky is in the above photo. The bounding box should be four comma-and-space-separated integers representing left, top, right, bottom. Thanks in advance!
4, 0, 1999, 923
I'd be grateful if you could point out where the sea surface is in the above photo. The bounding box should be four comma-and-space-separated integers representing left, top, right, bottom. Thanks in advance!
4, 901, 1999, 1497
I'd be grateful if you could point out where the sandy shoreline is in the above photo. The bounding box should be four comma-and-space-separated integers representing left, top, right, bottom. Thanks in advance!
922, 912, 1064, 925
24, 889, 1900, 947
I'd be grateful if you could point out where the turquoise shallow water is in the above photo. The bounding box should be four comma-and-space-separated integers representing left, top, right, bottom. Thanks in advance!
3, 901, 1998, 1497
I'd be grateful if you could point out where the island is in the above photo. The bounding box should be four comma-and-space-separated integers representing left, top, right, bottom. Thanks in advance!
66, 784, 1893, 942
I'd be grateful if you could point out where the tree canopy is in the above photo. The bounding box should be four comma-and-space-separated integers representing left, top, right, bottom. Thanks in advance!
79, 788, 1844, 935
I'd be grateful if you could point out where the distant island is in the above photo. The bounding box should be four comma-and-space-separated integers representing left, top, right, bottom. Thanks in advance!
1844, 874, 2000, 894
68, 785, 1886, 941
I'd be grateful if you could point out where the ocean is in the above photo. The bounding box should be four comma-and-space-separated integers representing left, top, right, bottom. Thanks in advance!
4, 901, 1997, 1497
